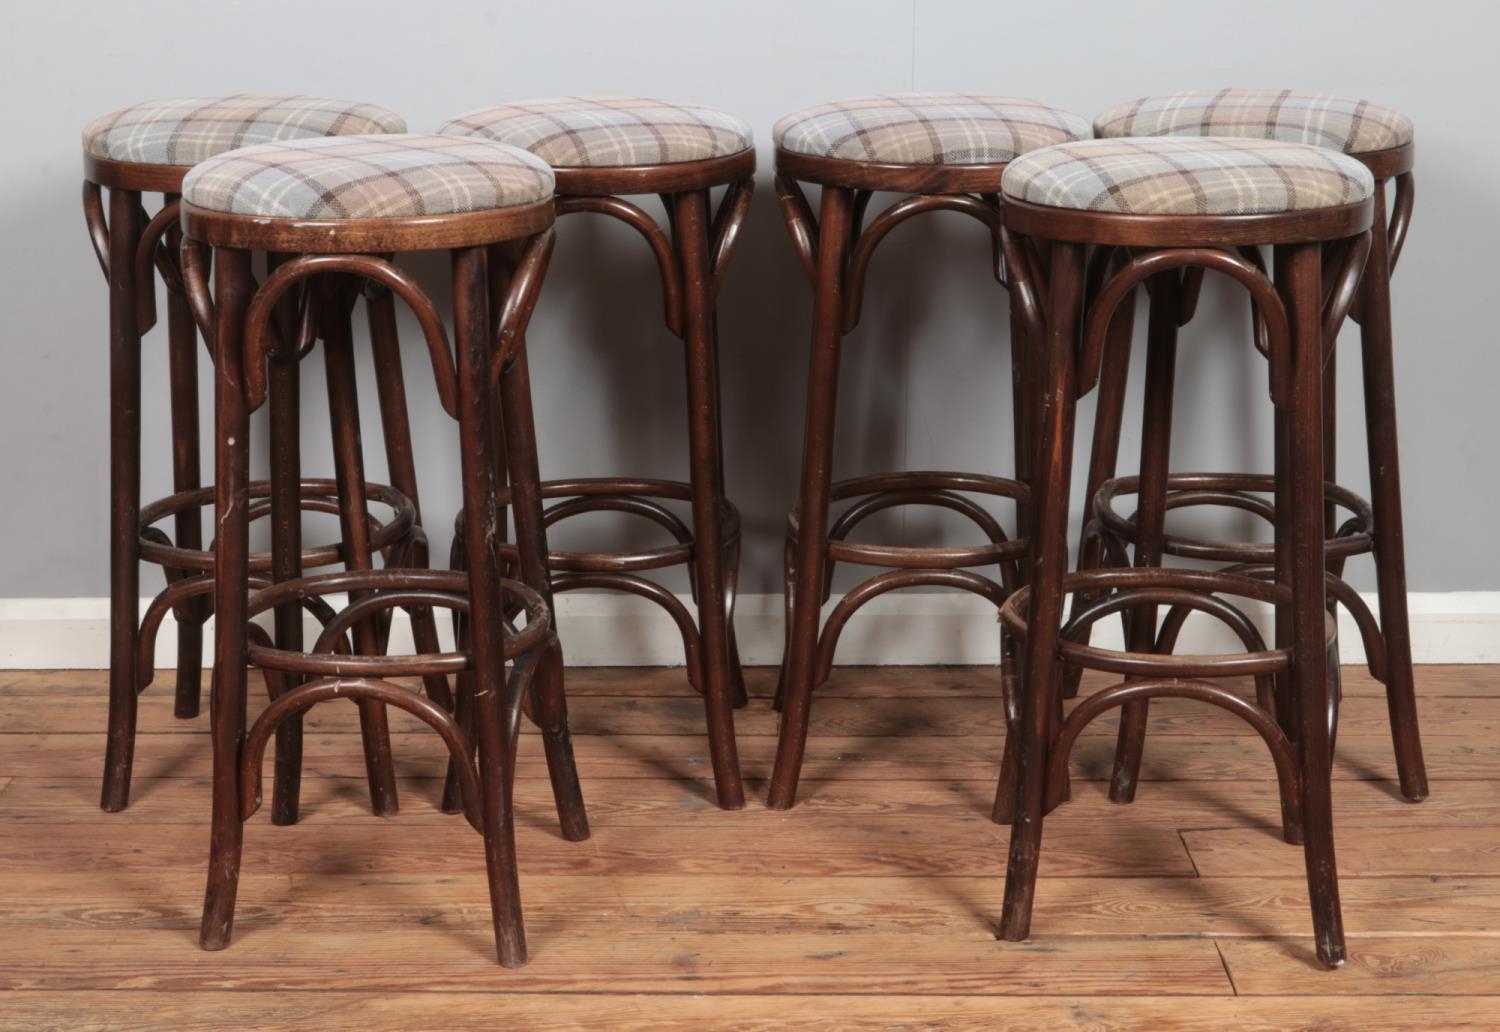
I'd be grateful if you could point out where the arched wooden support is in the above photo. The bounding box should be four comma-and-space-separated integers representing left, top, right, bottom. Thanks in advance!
82, 180, 111, 280
709, 176, 755, 300
134, 574, 343, 692
774, 173, 818, 285
310, 590, 470, 658
1082, 248, 1291, 403
558, 196, 683, 335
814, 568, 1005, 686
240, 676, 483, 833
132, 198, 182, 333
493, 227, 555, 369
1388, 172, 1414, 273
242, 254, 458, 416
1046, 678, 1303, 844
178, 237, 217, 354
843, 193, 1000, 332
1322, 230, 1372, 350
1226, 562, 1389, 685
550, 571, 705, 694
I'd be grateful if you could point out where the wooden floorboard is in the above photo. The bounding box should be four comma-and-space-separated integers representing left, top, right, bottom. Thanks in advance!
1, 665, 1495, 1029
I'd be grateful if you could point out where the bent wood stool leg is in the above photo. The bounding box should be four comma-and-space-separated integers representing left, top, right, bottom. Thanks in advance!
164, 217, 206, 721
322, 280, 400, 817
1110, 273, 1180, 805
102, 186, 144, 812
498, 340, 590, 840
200, 246, 254, 950
1280, 241, 1346, 967
1360, 179, 1428, 801
675, 187, 744, 809
768, 185, 853, 811
1000, 241, 1086, 940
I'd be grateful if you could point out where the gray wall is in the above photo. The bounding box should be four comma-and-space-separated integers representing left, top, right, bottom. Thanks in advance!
1, 0, 1493, 599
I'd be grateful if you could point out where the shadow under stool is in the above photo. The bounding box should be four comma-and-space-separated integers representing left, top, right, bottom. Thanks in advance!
179, 132, 589, 967
993, 135, 1377, 968
438, 97, 757, 809
764, 93, 1092, 809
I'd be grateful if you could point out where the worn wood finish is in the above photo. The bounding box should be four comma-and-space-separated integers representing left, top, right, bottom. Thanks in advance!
1000, 199, 1375, 967
3, 664, 1497, 1027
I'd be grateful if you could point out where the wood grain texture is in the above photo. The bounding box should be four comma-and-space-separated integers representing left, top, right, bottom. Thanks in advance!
2, 665, 1495, 1026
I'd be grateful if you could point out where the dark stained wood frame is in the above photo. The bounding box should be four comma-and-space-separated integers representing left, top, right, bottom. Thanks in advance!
451, 146, 759, 811
994, 192, 1374, 969
180, 200, 589, 968
766, 150, 1032, 810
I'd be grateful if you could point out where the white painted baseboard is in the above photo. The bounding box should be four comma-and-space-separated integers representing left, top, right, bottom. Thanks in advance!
1, 591, 1498, 669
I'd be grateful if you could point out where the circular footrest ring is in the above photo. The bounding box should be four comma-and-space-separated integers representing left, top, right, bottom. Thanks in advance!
139, 478, 417, 574
787, 470, 1029, 570
1000, 567, 1335, 680
478, 477, 739, 573
1094, 472, 1373, 564
245, 568, 550, 678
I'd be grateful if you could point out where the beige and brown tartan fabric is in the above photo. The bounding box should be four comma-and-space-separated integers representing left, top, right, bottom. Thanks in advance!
1002, 138, 1374, 216
181, 134, 554, 219
438, 97, 752, 168
773, 93, 1090, 166
83, 93, 406, 166
1094, 90, 1413, 155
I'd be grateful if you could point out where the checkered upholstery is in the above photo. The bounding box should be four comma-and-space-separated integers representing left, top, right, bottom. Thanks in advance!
774, 94, 1090, 166
181, 134, 554, 219
438, 97, 752, 168
1002, 138, 1374, 216
83, 93, 406, 166
1094, 90, 1413, 155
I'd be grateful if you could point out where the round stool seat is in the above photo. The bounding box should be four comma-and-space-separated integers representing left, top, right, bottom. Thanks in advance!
83, 93, 405, 167
181, 134, 554, 219
1094, 89, 1412, 156
438, 97, 753, 168
1002, 137, 1374, 216
774, 93, 1089, 166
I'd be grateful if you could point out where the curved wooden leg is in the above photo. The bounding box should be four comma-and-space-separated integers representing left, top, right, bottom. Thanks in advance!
266, 320, 305, 826
1359, 182, 1428, 802
768, 185, 853, 811
1001, 241, 1086, 940
322, 281, 399, 817
1111, 274, 1179, 805
498, 341, 590, 840
1281, 241, 1346, 968
165, 263, 206, 721
674, 188, 744, 809
1062, 289, 1135, 699
454, 244, 527, 967
200, 247, 253, 950
103, 187, 143, 813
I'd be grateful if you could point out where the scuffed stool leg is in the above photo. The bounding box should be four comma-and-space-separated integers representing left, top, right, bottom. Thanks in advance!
165, 267, 206, 720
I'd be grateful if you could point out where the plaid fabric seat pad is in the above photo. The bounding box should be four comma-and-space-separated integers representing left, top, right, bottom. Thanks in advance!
84, 93, 406, 166
774, 94, 1090, 165
438, 97, 752, 167
182, 135, 554, 219
1094, 90, 1412, 155
1002, 138, 1374, 216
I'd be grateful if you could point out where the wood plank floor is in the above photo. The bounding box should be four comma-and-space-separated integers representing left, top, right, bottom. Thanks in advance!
0, 665, 1495, 1030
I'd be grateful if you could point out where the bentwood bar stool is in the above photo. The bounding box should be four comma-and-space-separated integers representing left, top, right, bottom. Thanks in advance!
179, 133, 589, 966
81, 94, 432, 818
1070, 90, 1427, 806
438, 97, 756, 809
994, 136, 1375, 967
766, 94, 1090, 809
